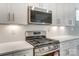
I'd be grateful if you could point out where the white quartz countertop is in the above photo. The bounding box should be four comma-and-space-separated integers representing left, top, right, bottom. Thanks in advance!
47, 35, 79, 42
0, 41, 33, 55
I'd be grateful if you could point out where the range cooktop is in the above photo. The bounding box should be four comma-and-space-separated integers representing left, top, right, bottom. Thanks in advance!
26, 36, 59, 47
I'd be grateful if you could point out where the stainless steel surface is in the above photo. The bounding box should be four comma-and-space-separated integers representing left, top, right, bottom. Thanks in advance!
28, 6, 52, 25
30, 6, 52, 13
25, 31, 60, 56
26, 36, 59, 47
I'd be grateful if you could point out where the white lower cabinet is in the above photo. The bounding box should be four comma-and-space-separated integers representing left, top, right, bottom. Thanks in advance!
60, 39, 79, 56
5, 49, 33, 56
68, 47, 77, 56
13, 49, 33, 56
60, 47, 77, 56
76, 45, 79, 56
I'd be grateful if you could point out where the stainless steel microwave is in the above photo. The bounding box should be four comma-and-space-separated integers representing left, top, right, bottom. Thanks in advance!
28, 6, 52, 25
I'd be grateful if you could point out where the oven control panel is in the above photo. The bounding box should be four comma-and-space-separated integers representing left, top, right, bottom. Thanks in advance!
35, 44, 60, 56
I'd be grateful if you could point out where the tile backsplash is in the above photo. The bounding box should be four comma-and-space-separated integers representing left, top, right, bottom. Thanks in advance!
0, 25, 79, 43
0, 25, 26, 43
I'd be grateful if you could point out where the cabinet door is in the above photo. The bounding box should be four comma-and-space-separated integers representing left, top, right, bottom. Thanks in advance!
12, 3, 27, 25
60, 48, 77, 56
68, 47, 77, 56
56, 3, 64, 26
76, 45, 79, 56
0, 3, 10, 23
60, 39, 78, 56
63, 3, 75, 26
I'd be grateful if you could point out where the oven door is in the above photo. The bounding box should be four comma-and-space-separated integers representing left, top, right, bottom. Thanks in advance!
34, 44, 60, 56
43, 50, 60, 56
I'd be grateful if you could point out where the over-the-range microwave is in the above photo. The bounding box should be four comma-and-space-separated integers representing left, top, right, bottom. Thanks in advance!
28, 6, 52, 25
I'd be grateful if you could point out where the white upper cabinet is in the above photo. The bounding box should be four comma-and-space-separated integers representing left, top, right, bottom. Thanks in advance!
54, 3, 75, 26
11, 3, 28, 25
0, 3, 28, 25
0, 3, 10, 24
56, 3, 64, 26
63, 3, 76, 26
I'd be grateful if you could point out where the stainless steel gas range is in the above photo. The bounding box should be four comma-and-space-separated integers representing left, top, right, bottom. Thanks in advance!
25, 31, 60, 56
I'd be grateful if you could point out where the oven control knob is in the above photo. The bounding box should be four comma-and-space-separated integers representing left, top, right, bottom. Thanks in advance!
40, 48, 45, 52
44, 47, 48, 51
48, 46, 54, 50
